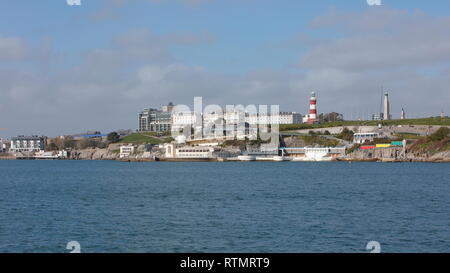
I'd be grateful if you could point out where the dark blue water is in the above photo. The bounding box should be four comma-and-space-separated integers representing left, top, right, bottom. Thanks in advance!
0, 160, 449, 253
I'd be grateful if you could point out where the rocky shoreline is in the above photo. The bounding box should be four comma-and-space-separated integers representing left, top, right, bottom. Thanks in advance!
345, 147, 450, 163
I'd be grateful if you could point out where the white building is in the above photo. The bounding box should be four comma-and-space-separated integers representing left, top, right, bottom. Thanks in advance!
353, 132, 379, 144
164, 143, 214, 159
138, 103, 174, 132
281, 147, 346, 161
176, 146, 215, 159
172, 111, 202, 134
247, 112, 302, 125
172, 110, 302, 141
0, 138, 6, 152
10, 136, 47, 153
119, 145, 135, 158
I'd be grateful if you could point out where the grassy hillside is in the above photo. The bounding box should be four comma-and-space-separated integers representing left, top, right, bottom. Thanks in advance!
119, 133, 173, 144
409, 127, 450, 154
280, 117, 450, 131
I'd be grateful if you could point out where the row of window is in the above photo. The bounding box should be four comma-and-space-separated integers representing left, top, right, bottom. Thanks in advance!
178, 150, 211, 153
178, 154, 210, 158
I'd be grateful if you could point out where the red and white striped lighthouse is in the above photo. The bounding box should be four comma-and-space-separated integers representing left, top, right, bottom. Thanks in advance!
306, 91, 318, 124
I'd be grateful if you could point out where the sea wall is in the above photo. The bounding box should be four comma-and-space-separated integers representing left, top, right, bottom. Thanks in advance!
347, 147, 403, 161
347, 147, 450, 162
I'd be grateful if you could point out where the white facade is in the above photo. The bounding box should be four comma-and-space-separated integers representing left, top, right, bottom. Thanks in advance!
119, 145, 135, 158
353, 132, 379, 144
282, 147, 346, 161
164, 143, 214, 159
172, 111, 301, 140
10, 136, 46, 153
172, 111, 202, 133
248, 112, 302, 125
176, 146, 214, 159
0, 139, 5, 152
34, 150, 68, 159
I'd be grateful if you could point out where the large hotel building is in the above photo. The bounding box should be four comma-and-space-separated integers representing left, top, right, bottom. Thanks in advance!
138, 103, 302, 138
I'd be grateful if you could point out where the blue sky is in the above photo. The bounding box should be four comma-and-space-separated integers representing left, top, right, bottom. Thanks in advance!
2, 0, 448, 73
1, 0, 450, 137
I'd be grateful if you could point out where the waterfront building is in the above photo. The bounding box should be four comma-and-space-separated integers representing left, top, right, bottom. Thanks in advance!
203, 111, 227, 139
175, 146, 215, 159
119, 145, 135, 158
163, 143, 214, 159
138, 103, 174, 132
10, 136, 47, 153
0, 139, 6, 152
171, 111, 203, 138
280, 147, 346, 161
173, 110, 301, 141
34, 150, 68, 159
353, 132, 380, 144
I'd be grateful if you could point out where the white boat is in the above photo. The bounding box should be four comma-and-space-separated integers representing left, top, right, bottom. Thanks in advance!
273, 156, 288, 162
237, 155, 256, 161
291, 156, 333, 162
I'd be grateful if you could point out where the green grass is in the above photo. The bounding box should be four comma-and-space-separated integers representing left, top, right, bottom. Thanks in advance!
394, 133, 425, 140
297, 135, 340, 147
119, 133, 164, 144
280, 117, 450, 131
138, 131, 172, 137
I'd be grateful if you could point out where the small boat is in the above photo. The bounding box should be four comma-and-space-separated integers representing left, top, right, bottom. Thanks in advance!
237, 155, 256, 161
273, 156, 287, 162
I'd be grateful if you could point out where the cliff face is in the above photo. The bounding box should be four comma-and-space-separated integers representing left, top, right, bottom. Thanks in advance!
347, 144, 450, 162
69, 144, 163, 160
428, 150, 450, 162
71, 148, 119, 160
68, 143, 118, 160
347, 147, 404, 161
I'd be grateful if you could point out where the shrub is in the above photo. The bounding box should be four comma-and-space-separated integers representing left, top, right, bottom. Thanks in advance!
336, 127, 354, 141
107, 132, 120, 143
428, 127, 450, 142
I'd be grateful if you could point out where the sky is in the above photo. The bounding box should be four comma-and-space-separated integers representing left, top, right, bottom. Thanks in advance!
0, 0, 450, 137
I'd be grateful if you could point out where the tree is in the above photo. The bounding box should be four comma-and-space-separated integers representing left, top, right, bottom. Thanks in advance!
322, 112, 344, 122
62, 137, 76, 149
336, 127, 354, 141
107, 132, 120, 143
77, 138, 100, 149
47, 142, 59, 151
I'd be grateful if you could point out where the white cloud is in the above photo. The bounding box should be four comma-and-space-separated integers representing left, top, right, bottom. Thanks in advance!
1, 7, 450, 137
302, 8, 450, 71
0, 37, 28, 60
